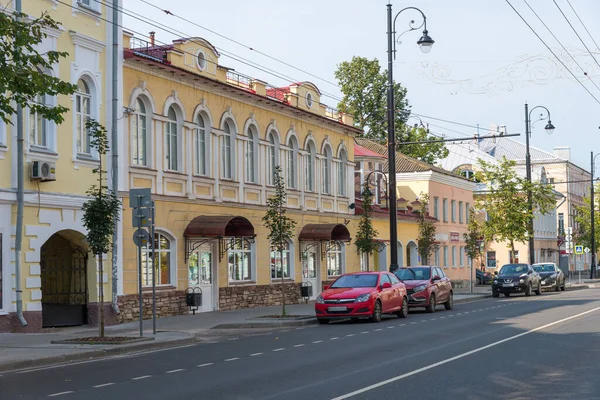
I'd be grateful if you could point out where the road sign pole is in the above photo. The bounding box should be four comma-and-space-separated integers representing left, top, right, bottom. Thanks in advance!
137, 211, 143, 338
151, 201, 156, 336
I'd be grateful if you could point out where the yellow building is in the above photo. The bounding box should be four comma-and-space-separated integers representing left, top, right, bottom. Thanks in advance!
0, 1, 118, 332
117, 33, 362, 320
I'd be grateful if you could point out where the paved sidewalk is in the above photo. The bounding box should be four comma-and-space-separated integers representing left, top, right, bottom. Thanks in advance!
0, 289, 510, 373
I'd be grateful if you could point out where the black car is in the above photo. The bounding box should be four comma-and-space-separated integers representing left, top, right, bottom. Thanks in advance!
532, 263, 565, 292
476, 269, 492, 285
492, 263, 542, 297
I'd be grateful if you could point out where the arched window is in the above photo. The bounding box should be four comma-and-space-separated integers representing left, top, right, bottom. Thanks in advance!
75, 79, 91, 155
132, 98, 148, 166
337, 148, 347, 196
195, 114, 208, 176
326, 242, 344, 277
29, 93, 48, 148
246, 125, 259, 183
222, 119, 235, 179
271, 240, 293, 279
305, 140, 316, 192
322, 144, 333, 194
165, 106, 180, 171
286, 136, 299, 189
266, 131, 279, 185
141, 232, 173, 286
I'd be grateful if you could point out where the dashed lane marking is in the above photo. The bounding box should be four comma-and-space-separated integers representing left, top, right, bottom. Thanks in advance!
47, 392, 74, 397
293, 344, 305, 348
250, 353, 263, 357
224, 358, 239, 362
198, 363, 213, 367
273, 348, 285, 352
166, 369, 185, 373
132, 375, 151, 380
313, 340, 323, 343
93, 383, 115, 388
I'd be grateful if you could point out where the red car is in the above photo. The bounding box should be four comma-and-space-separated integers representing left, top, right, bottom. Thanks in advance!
315, 271, 408, 324
394, 266, 453, 313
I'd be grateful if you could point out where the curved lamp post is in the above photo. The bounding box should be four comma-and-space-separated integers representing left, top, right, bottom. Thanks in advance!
387, 3, 434, 272
524, 104, 555, 265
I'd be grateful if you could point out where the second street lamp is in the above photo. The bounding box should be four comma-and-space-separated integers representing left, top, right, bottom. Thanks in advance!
386, 3, 434, 272
524, 103, 555, 265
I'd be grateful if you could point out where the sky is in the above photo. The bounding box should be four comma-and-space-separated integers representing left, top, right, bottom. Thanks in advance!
122, 0, 600, 171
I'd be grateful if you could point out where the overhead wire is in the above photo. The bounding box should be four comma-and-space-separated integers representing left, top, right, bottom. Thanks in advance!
565, 0, 600, 51
504, 0, 600, 106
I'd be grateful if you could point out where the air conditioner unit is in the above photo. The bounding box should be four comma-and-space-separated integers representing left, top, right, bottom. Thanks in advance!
31, 161, 56, 182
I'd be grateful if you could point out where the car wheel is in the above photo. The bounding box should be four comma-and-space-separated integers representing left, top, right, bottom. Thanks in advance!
535, 283, 542, 296
525, 283, 532, 297
317, 318, 329, 325
560, 282, 566, 291
444, 292, 454, 310
426, 294, 436, 313
396, 297, 409, 318
492, 289, 499, 298
370, 300, 383, 323
504, 293, 510, 297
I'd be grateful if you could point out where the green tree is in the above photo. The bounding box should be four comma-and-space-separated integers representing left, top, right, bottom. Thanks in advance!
463, 212, 485, 268
475, 157, 555, 256
262, 166, 297, 317
334, 56, 448, 163
416, 194, 439, 264
0, 11, 77, 124
354, 182, 378, 271
574, 185, 600, 251
82, 121, 121, 338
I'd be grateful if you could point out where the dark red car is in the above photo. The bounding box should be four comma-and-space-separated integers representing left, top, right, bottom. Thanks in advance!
394, 266, 453, 313
315, 271, 408, 324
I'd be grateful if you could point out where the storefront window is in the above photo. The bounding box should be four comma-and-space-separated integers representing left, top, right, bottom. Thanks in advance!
271, 242, 291, 279
486, 251, 497, 269
326, 242, 343, 277
228, 238, 252, 282
141, 232, 172, 286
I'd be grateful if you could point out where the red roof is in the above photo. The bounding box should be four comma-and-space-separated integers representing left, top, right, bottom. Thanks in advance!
354, 144, 387, 158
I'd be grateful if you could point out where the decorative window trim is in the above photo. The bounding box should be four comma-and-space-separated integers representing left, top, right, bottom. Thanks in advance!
69, 30, 105, 52
286, 136, 299, 189
196, 49, 207, 71
165, 105, 183, 172
266, 130, 280, 186
305, 92, 313, 109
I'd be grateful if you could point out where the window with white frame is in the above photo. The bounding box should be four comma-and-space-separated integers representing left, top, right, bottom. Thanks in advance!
322, 145, 333, 194
132, 98, 148, 166
460, 246, 464, 266
29, 93, 48, 149
266, 131, 278, 185
466, 202, 470, 222
195, 114, 208, 176
459, 201, 464, 223
442, 198, 448, 222
338, 149, 347, 196
434, 247, 440, 266
165, 106, 180, 171
326, 241, 343, 277
222, 119, 235, 179
451, 200, 456, 223
270, 241, 292, 279
141, 232, 172, 286
246, 125, 259, 184
75, 79, 92, 155
452, 246, 456, 267
305, 141, 316, 192
433, 196, 439, 219
228, 238, 252, 282
443, 246, 448, 267
287, 136, 298, 189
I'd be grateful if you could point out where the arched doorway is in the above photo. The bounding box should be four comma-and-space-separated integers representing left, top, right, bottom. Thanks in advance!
40, 230, 90, 327
406, 241, 419, 266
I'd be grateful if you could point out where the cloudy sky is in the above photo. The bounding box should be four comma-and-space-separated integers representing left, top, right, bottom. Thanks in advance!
122, 0, 600, 170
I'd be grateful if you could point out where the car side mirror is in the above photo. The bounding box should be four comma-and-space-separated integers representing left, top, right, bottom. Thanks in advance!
432, 275, 441, 281
380, 282, 392, 289
323, 285, 330, 291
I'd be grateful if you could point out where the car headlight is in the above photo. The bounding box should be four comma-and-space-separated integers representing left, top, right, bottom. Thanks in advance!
519, 273, 527, 278
413, 284, 428, 293
493, 280, 498, 285
356, 293, 371, 303
316, 295, 325, 304
550, 273, 557, 279
519, 279, 524, 284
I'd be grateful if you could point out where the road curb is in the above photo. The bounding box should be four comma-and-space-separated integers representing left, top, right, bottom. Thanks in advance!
566, 284, 595, 291
454, 294, 491, 304
0, 334, 197, 374
211, 318, 318, 329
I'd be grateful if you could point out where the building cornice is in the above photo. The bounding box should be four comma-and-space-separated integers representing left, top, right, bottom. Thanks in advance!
69, 31, 106, 52
395, 171, 477, 192
0, 190, 89, 209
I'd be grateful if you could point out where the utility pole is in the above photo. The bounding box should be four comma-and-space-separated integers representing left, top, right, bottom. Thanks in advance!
591, 151, 596, 279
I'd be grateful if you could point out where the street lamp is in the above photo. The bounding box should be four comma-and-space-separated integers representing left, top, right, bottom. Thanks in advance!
387, 3, 434, 272
590, 149, 600, 279
524, 103, 555, 265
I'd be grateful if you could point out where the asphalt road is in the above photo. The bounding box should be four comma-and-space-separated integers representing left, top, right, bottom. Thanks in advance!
2, 289, 599, 400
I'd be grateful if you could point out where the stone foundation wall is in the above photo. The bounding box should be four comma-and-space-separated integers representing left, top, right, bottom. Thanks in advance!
116, 289, 187, 324
87, 303, 119, 327
219, 283, 303, 311
0, 311, 43, 333
451, 279, 470, 289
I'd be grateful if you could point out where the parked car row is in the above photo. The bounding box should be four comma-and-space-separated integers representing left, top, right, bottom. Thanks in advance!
314, 266, 454, 324
491, 262, 565, 298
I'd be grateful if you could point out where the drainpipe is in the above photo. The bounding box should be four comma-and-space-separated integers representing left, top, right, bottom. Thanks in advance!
111, 0, 120, 314
15, 0, 27, 327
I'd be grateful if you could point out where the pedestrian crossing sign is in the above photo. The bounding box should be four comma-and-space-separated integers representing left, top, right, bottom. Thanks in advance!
575, 245, 584, 255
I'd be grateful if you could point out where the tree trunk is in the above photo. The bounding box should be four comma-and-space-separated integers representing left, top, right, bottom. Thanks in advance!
280, 247, 286, 317
98, 255, 105, 338
366, 253, 369, 272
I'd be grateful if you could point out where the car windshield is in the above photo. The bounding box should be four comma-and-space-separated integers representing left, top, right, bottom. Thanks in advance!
395, 267, 430, 281
533, 264, 555, 272
499, 264, 529, 275
330, 274, 378, 288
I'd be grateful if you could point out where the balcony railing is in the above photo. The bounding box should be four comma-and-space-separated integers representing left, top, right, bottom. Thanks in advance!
226, 71, 253, 91
129, 37, 167, 62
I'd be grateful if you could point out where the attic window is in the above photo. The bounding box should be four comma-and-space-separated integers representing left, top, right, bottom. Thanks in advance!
305, 92, 313, 109
196, 50, 207, 71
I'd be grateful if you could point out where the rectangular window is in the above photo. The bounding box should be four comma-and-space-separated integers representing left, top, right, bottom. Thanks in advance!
75, 91, 91, 155
195, 128, 206, 175
486, 251, 496, 269
29, 95, 48, 149
222, 135, 232, 179
228, 239, 252, 282
141, 233, 171, 286
132, 112, 147, 166
246, 141, 255, 183
509, 250, 519, 264
466, 202, 470, 222
558, 213, 565, 235
322, 159, 331, 194
443, 246, 448, 267
327, 242, 343, 277
433, 197, 439, 219
452, 246, 456, 267
451, 200, 456, 223
166, 120, 178, 171
434, 247, 440, 267
270, 246, 291, 279
188, 250, 212, 287
459, 201, 464, 223
460, 246, 464, 267
337, 161, 347, 196
305, 154, 314, 191
442, 198, 448, 222
287, 150, 297, 189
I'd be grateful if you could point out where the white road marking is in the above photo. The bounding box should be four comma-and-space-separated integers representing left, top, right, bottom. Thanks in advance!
387, 326, 395, 329
332, 305, 600, 399
250, 353, 263, 356
420, 320, 427, 323
132, 375, 151, 380
374, 329, 383, 331
439, 317, 446, 319
293, 344, 305, 348
399, 324, 406, 326
227, 338, 239, 341
198, 363, 213, 367
273, 348, 285, 352
166, 369, 185, 373
346, 334, 355, 337
48, 392, 74, 397
93, 383, 115, 388
312, 340, 323, 343
361, 331, 369, 334
224, 358, 239, 362
410, 322, 417, 325
331, 337, 340, 340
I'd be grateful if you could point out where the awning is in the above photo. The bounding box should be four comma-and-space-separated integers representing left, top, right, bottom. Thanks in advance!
184, 216, 255, 238
298, 224, 351, 242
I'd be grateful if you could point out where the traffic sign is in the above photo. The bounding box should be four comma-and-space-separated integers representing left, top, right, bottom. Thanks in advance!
575, 245, 584, 255
133, 228, 150, 247
584, 247, 591, 254
129, 188, 152, 208
132, 207, 151, 228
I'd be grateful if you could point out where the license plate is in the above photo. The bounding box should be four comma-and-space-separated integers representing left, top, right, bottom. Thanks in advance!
328, 306, 348, 312
503, 283, 514, 287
